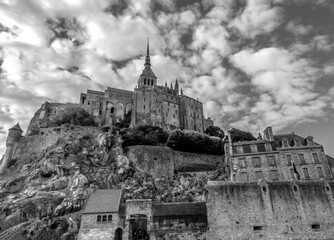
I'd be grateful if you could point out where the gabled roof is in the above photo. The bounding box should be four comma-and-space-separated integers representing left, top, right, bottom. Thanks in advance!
9, 123, 23, 132
274, 133, 320, 146
83, 189, 122, 214
152, 202, 207, 217
140, 66, 157, 78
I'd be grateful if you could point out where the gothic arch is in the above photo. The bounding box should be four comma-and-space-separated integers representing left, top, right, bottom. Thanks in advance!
107, 102, 114, 114
116, 103, 124, 120
126, 103, 132, 114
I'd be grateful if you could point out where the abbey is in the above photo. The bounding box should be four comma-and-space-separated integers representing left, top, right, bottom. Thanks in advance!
79, 40, 206, 133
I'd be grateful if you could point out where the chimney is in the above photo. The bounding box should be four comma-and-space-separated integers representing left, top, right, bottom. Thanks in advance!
263, 126, 274, 142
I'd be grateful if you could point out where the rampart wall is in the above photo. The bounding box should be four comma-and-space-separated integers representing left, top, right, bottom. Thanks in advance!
206, 180, 334, 240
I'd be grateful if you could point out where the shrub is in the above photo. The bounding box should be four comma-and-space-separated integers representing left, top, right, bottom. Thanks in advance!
50, 106, 96, 127
167, 129, 224, 155
122, 126, 169, 148
205, 126, 225, 139
230, 128, 256, 142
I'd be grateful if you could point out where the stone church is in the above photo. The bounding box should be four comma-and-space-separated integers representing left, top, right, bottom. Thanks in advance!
79, 40, 206, 133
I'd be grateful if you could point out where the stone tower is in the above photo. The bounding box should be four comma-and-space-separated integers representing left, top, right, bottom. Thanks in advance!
137, 38, 157, 89
0, 123, 23, 174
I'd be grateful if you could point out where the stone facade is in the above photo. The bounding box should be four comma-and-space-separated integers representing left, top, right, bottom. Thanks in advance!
206, 180, 334, 240
227, 126, 333, 182
79, 41, 206, 133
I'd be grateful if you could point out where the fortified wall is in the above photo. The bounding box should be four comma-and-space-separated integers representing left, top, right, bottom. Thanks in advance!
206, 180, 334, 240
125, 145, 222, 178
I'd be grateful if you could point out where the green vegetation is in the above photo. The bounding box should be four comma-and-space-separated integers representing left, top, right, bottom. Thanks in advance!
167, 129, 224, 155
50, 106, 96, 127
230, 128, 256, 142
205, 126, 225, 139
122, 126, 169, 147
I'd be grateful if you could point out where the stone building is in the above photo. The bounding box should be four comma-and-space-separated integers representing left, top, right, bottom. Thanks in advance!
227, 126, 333, 182
78, 192, 208, 240
78, 189, 123, 240
26, 101, 77, 135
80, 40, 205, 133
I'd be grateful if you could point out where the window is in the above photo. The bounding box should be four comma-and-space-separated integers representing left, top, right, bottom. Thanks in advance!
255, 171, 263, 180
252, 157, 261, 167
239, 158, 246, 168
299, 154, 306, 164
108, 215, 112, 222
270, 170, 279, 181
312, 153, 319, 163
257, 144, 266, 152
102, 215, 107, 222
144, 78, 146, 85
143, 105, 145, 109
97, 215, 102, 223
253, 226, 263, 231
290, 169, 296, 179
243, 145, 251, 154
268, 156, 276, 167
240, 172, 248, 181
283, 140, 288, 147
286, 155, 292, 165
303, 168, 310, 179
317, 167, 324, 178
97, 214, 112, 223
173, 114, 175, 118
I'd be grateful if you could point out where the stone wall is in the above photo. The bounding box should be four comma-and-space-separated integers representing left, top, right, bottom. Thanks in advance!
206, 180, 334, 240
78, 213, 121, 240
125, 146, 222, 178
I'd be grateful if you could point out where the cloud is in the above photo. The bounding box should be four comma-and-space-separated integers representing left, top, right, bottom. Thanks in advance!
229, 46, 332, 132
230, 0, 284, 38
285, 21, 313, 35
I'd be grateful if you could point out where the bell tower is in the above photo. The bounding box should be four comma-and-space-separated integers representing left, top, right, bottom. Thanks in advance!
137, 39, 157, 89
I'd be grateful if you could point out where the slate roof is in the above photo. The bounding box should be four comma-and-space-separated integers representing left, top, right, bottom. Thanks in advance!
152, 202, 207, 217
83, 189, 122, 214
140, 66, 157, 78
9, 123, 23, 132
274, 133, 320, 146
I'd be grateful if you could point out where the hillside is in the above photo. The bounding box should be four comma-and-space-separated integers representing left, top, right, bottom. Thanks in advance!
0, 125, 224, 239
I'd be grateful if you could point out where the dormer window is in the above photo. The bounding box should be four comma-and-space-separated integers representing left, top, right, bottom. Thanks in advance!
283, 140, 288, 147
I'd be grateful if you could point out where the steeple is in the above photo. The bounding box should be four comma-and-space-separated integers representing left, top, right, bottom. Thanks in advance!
175, 78, 179, 96
145, 38, 151, 67
137, 38, 157, 88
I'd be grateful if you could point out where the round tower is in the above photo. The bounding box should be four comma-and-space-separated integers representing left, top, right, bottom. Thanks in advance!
0, 123, 23, 174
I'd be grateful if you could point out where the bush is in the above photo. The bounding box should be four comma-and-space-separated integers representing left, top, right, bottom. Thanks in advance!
205, 126, 225, 139
167, 129, 224, 155
50, 106, 96, 127
122, 126, 169, 148
230, 128, 256, 142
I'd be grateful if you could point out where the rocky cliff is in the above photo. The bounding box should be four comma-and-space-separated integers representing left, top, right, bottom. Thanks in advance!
0, 126, 224, 239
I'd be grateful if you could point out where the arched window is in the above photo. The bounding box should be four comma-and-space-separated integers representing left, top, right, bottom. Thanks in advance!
114, 228, 123, 240
144, 78, 146, 85
116, 103, 124, 120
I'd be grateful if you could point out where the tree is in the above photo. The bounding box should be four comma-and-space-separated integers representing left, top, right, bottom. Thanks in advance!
51, 106, 96, 126
205, 126, 225, 138
229, 128, 256, 142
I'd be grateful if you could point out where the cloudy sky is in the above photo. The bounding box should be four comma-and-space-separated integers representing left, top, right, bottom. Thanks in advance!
0, 0, 334, 156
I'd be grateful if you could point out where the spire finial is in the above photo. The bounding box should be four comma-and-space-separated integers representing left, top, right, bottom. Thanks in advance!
145, 38, 151, 66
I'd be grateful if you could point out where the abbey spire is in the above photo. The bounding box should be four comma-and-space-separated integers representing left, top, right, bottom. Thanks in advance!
145, 38, 151, 67
138, 38, 157, 88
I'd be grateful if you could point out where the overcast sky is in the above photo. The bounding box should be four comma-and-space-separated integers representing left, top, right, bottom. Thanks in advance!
0, 0, 334, 156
